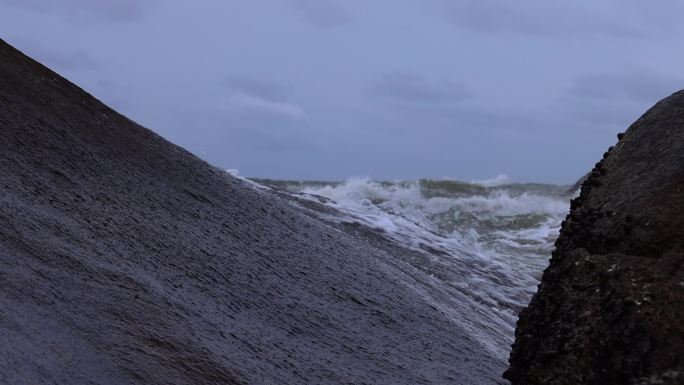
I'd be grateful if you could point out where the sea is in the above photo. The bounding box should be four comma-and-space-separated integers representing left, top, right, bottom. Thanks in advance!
234, 172, 575, 357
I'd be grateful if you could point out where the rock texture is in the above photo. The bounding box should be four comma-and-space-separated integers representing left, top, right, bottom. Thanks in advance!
505, 91, 684, 384
0, 40, 508, 384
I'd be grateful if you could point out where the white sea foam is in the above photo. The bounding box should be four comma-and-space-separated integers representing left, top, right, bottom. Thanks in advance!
471, 174, 512, 187
225, 169, 270, 190
247, 176, 571, 360
287, 177, 570, 329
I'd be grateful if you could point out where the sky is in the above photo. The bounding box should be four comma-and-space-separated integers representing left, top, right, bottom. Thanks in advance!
1, 0, 683, 184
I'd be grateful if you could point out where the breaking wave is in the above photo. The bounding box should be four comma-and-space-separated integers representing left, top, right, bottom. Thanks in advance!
251, 175, 572, 341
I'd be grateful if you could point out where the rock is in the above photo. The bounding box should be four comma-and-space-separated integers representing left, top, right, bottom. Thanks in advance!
566, 172, 590, 195
505, 91, 684, 384
0, 40, 505, 384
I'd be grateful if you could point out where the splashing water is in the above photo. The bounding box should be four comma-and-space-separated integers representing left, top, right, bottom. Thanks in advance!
254, 176, 571, 326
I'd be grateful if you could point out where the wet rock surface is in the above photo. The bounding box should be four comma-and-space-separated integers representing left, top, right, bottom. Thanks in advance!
505, 91, 684, 384
0, 40, 508, 384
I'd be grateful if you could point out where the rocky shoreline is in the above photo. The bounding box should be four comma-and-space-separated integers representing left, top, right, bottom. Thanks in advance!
506, 91, 684, 384
2, 36, 682, 384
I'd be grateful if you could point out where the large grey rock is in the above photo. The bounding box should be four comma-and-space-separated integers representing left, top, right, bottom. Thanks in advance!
505, 91, 684, 384
0, 40, 505, 384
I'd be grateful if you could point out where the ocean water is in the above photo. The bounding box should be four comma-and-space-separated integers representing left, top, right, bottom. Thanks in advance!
246, 173, 573, 357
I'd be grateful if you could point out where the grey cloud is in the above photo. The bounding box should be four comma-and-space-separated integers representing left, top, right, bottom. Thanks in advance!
222, 114, 313, 152
223, 77, 289, 102
617, 0, 684, 32
5, 0, 683, 183
388, 102, 546, 136
174, 107, 314, 160
284, 0, 352, 28
0, 0, 157, 22
12, 39, 98, 71
42, 50, 98, 71
221, 77, 306, 121
563, 70, 682, 130
566, 101, 642, 129
439, 0, 645, 39
368, 73, 472, 104
568, 70, 682, 103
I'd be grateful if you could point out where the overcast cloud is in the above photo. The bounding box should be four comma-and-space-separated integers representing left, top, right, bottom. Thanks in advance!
0, 0, 160, 22
369, 72, 472, 104
568, 69, 684, 103
11, 38, 99, 70
1, 0, 682, 183
284, 0, 352, 28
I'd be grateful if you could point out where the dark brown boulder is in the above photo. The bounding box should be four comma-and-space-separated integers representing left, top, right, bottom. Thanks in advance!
505, 91, 684, 384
